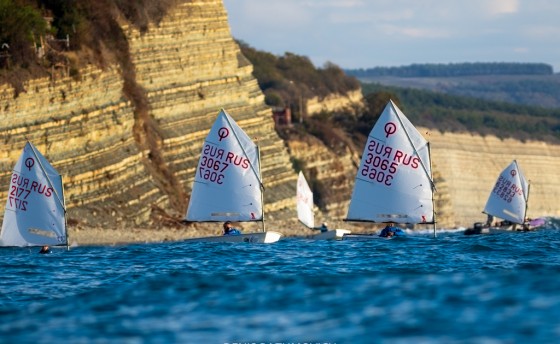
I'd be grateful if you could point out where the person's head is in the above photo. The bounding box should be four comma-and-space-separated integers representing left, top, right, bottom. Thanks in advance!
386, 231, 395, 237
322, 222, 327, 228
42, 245, 49, 250
223, 221, 233, 231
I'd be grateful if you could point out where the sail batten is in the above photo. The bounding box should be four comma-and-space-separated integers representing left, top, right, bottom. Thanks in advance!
483, 160, 529, 224
0, 142, 67, 247
185, 109, 263, 222
346, 100, 435, 225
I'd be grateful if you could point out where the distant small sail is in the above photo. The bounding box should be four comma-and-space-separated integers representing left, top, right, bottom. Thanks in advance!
483, 160, 529, 224
296, 171, 314, 228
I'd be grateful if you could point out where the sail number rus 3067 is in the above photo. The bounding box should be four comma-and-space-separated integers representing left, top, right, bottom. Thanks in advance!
198, 144, 249, 185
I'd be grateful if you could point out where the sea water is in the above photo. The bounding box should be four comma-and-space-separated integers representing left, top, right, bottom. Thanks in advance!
1, 219, 560, 344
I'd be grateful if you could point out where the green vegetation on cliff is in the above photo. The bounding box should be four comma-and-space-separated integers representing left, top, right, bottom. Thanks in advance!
238, 41, 360, 117
0, 0, 174, 90
346, 62, 554, 78
361, 83, 560, 143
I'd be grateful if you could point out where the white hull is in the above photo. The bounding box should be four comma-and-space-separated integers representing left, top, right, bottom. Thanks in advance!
182, 231, 282, 244
311, 229, 351, 240
342, 233, 392, 241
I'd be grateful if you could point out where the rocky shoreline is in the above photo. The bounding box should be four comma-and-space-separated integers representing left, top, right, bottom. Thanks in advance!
66, 219, 376, 246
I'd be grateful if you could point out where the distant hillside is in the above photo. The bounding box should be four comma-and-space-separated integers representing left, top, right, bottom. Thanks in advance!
238, 41, 360, 119
238, 48, 560, 144
346, 62, 554, 78
345, 63, 560, 109
360, 83, 560, 143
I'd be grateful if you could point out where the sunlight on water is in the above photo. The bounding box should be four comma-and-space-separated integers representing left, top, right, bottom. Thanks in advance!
1, 218, 560, 343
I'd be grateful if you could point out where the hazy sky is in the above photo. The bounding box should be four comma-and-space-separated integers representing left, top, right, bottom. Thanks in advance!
223, 0, 560, 72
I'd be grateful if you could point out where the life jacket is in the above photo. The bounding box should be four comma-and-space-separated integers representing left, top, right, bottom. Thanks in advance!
224, 228, 241, 236
379, 226, 406, 237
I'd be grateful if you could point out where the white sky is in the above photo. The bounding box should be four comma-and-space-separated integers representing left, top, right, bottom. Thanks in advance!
223, 0, 560, 72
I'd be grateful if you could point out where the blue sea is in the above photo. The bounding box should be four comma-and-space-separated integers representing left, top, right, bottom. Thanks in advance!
2, 219, 560, 344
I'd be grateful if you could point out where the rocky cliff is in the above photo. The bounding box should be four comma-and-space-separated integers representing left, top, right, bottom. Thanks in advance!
306, 89, 364, 115
0, 0, 558, 235
0, 0, 297, 230
425, 130, 560, 226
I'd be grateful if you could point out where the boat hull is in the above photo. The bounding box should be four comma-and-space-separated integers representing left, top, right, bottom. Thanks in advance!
312, 229, 351, 240
465, 219, 546, 235
342, 233, 393, 241
464, 226, 490, 235
182, 231, 282, 244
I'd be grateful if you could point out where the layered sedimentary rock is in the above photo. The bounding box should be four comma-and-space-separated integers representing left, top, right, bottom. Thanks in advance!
425, 129, 560, 226
0, 0, 558, 233
0, 67, 152, 227
306, 90, 364, 115
0, 0, 297, 229
286, 133, 359, 218
124, 1, 297, 217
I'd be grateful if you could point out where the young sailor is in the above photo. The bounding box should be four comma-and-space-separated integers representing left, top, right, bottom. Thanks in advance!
39, 245, 51, 254
378, 223, 406, 238
222, 221, 241, 236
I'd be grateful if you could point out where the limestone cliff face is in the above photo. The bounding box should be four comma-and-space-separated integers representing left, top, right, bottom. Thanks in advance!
306, 89, 364, 115
0, 0, 558, 231
424, 130, 560, 226
0, 0, 297, 228
286, 133, 359, 218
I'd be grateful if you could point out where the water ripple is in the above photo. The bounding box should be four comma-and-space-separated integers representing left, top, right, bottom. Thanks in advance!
1, 225, 560, 342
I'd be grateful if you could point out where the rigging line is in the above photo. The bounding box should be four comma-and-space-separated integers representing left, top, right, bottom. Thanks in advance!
390, 100, 436, 192
222, 109, 263, 189
515, 160, 530, 221
27, 141, 66, 212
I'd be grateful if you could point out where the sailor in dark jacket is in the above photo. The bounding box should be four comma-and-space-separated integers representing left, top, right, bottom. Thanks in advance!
39, 245, 51, 254
379, 224, 406, 238
223, 221, 241, 235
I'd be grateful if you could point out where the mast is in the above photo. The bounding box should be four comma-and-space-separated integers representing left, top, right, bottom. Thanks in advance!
524, 181, 531, 224
257, 144, 265, 232
392, 101, 437, 233
428, 142, 437, 238
222, 110, 262, 188
61, 175, 69, 250
28, 142, 65, 212
391, 101, 436, 191
516, 160, 530, 224
28, 141, 67, 247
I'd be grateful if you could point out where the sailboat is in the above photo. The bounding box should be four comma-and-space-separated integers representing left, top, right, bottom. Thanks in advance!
343, 100, 437, 240
296, 171, 350, 239
0, 141, 68, 248
184, 109, 282, 243
464, 160, 544, 235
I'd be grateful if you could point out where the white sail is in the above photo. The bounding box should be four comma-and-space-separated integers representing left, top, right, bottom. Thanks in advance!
346, 100, 435, 224
483, 160, 528, 224
0, 142, 67, 247
296, 171, 314, 228
185, 109, 263, 222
